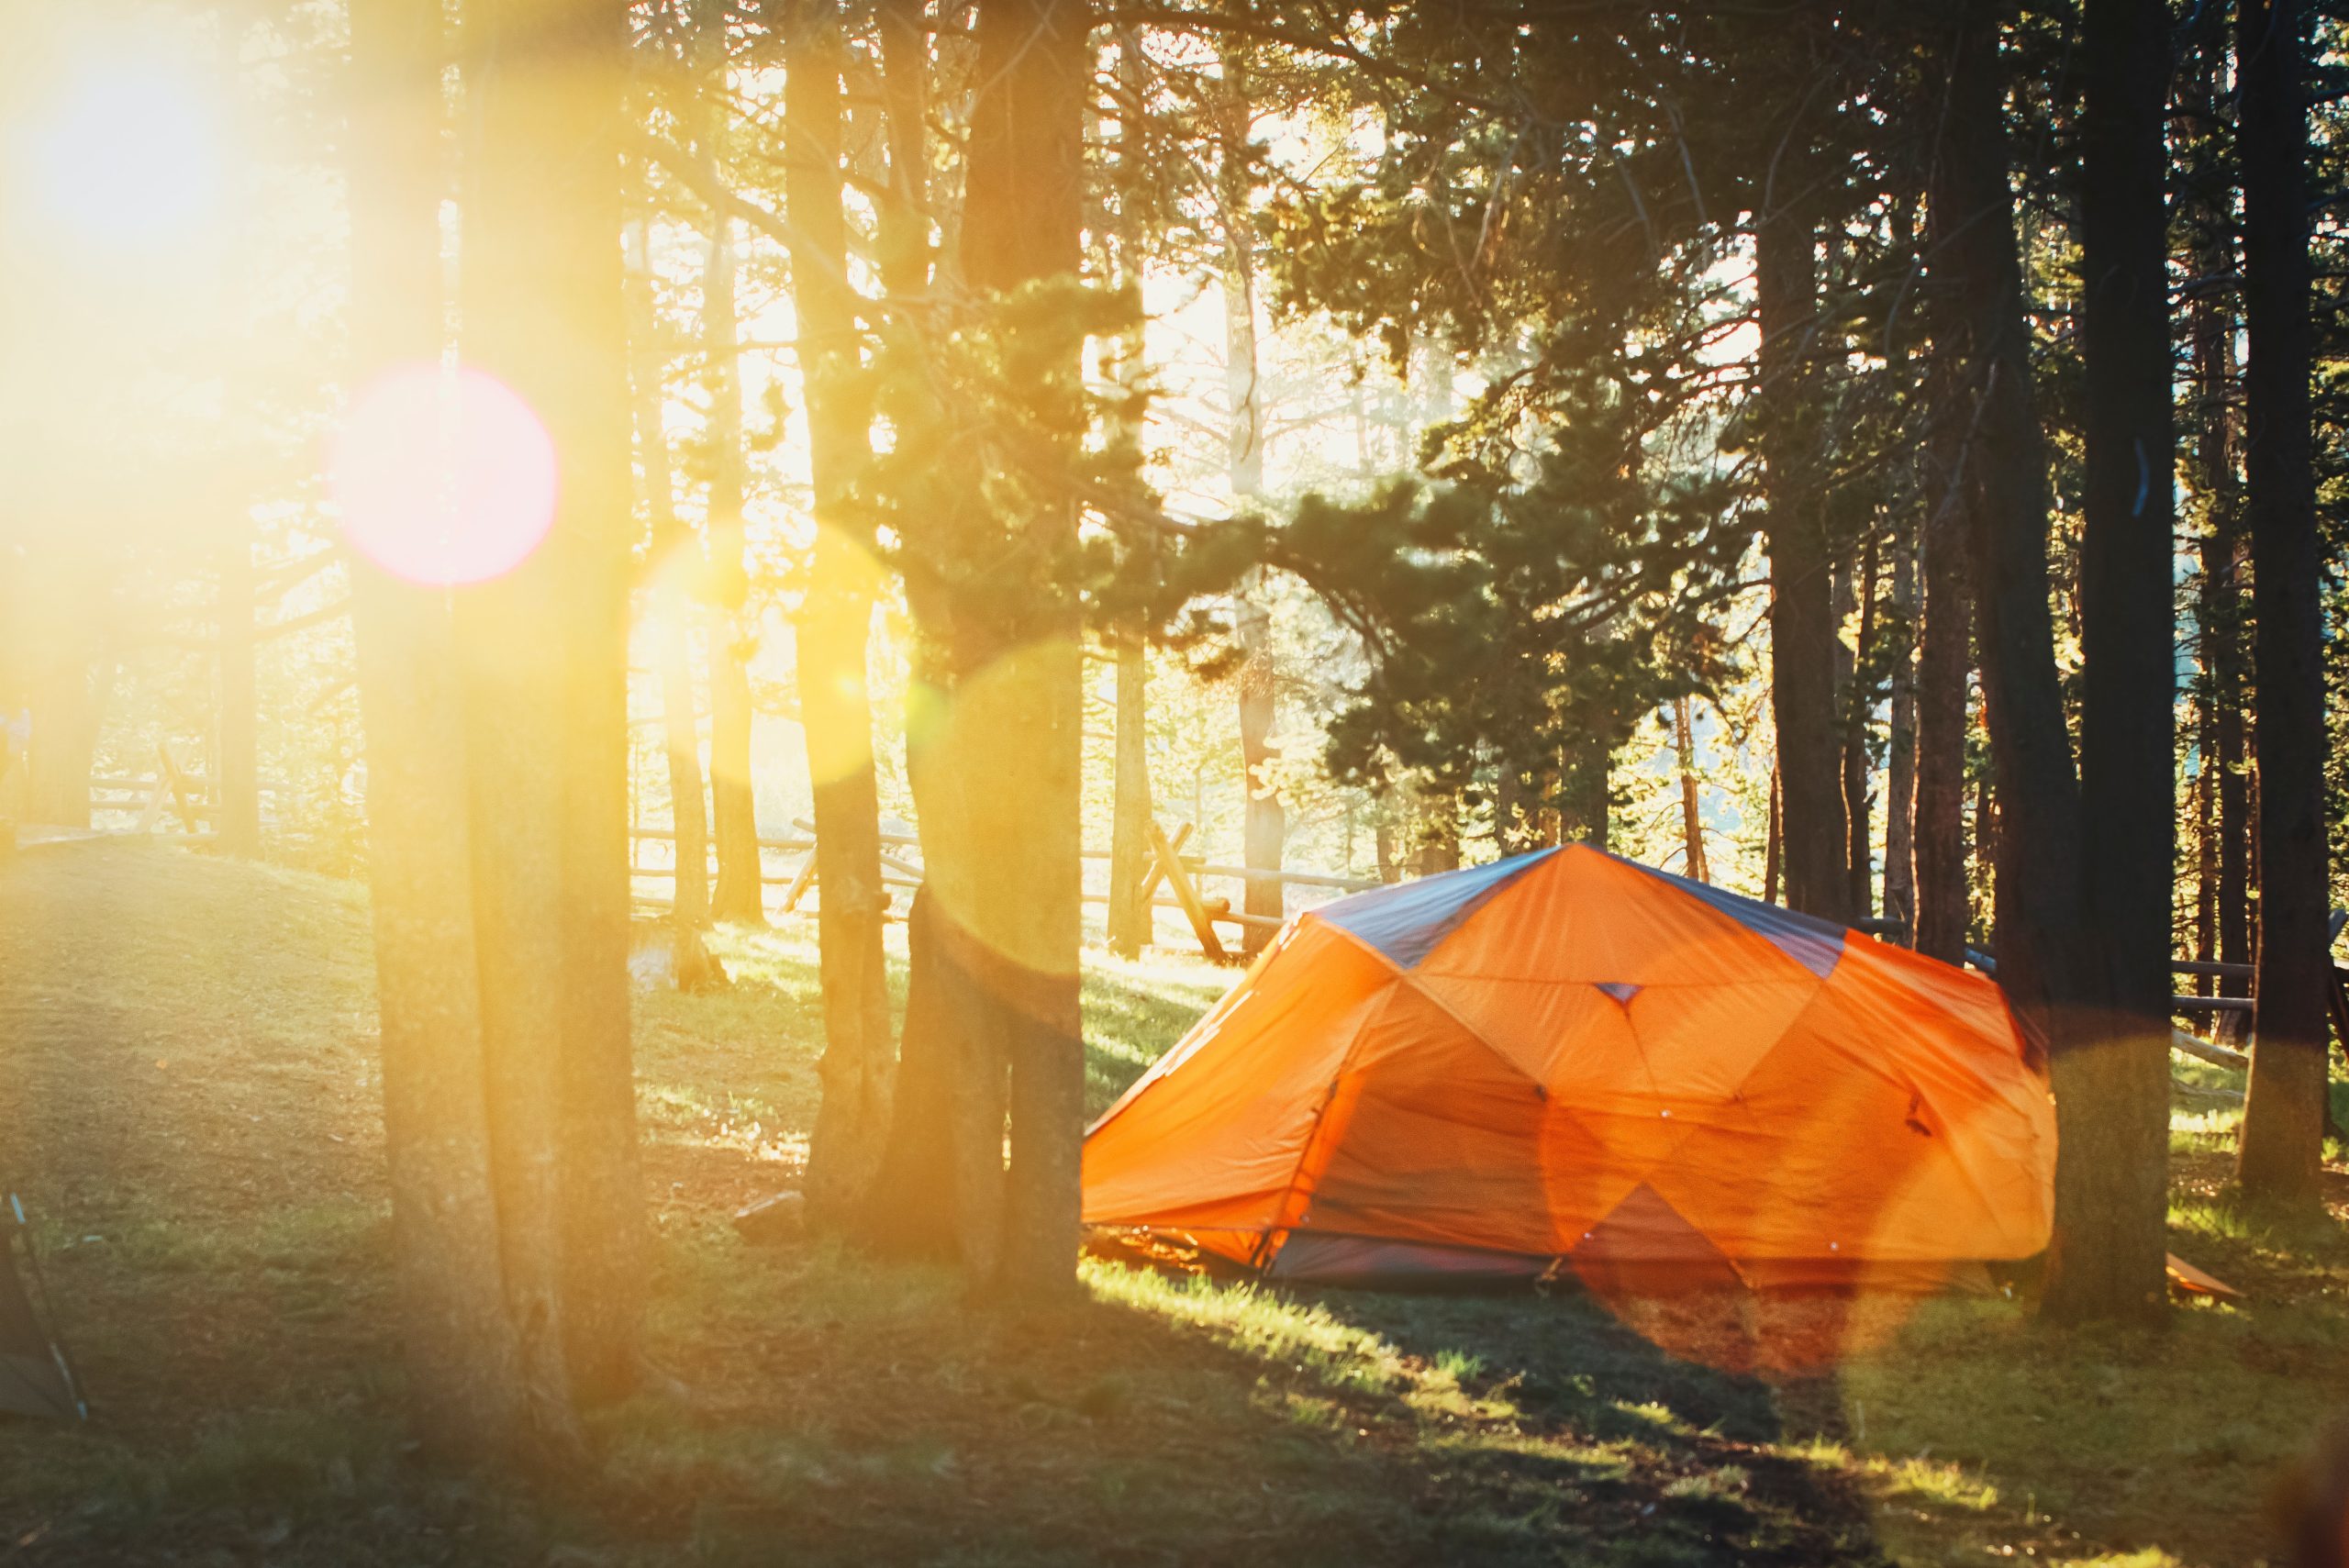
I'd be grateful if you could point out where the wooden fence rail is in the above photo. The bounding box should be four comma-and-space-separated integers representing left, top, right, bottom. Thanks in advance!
625, 816, 1355, 960
625, 826, 1379, 892
83, 743, 215, 836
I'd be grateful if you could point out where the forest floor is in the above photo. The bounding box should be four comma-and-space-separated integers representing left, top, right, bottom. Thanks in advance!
0, 839, 2345, 1567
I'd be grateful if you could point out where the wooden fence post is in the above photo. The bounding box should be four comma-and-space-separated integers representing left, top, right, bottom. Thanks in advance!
1148, 818, 1226, 962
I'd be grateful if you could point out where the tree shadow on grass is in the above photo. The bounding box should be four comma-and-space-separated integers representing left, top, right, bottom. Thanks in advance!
592, 1240, 1542, 1567
1289, 1284, 1886, 1568
564, 1237, 1884, 1568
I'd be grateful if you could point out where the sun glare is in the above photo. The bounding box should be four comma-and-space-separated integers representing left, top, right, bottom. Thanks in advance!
20, 59, 222, 247
332, 363, 559, 587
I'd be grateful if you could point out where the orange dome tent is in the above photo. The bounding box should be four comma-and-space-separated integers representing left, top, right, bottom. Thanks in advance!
1083, 845, 2055, 1291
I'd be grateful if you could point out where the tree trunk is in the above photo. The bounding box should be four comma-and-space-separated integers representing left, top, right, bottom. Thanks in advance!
885, 0, 1090, 1296
1222, 118, 1283, 953
1842, 538, 1877, 918
217, 531, 262, 856
1758, 211, 1850, 922
2234, 0, 2332, 1205
1975, 768, 1997, 932
1497, 761, 1540, 856
1102, 33, 1153, 960
696, 7, 764, 926
875, 0, 929, 305
2199, 281, 2254, 993
1564, 732, 1610, 853
978, 0, 1089, 1298
654, 606, 708, 933
1884, 525, 1919, 937
1764, 765, 1782, 905
702, 282, 764, 920
2195, 738, 2217, 994
2218, 651, 2253, 988
2056, 0, 2177, 1322
856, 0, 1011, 1262
862, 886, 1011, 1262
1930, 6, 2122, 1317
788, 0, 896, 1229
1107, 634, 1152, 955
25, 652, 104, 828
1675, 695, 1709, 883
343, 0, 529, 1464
1412, 798, 1464, 875
2183, 0, 2248, 1006
1235, 576, 1283, 951
624, 221, 710, 929
461, 0, 643, 1410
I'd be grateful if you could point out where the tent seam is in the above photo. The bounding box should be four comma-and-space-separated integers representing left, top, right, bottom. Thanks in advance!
1311, 913, 1554, 1095
1248, 975, 1403, 1273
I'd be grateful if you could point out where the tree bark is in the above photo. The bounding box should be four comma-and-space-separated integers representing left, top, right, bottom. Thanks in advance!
217, 530, 262, 856
856, 0, 1012, 1262
1564, 732, 1610, 853
1107, 634, 1152, 954
624, 221, 710, 929
788, 0, 896, 1229
1675, 695, 1709, 883
24, 652, 105, 828
2182, 0, 2252, 1003
1221, 94, 1283, 953
1103, 34, 1153, 960
885, 0, 1091, 1296
1932, 5, 2089, 994
2055, 0, 2177, 1322
1412, 797, 1464, 875
343, 0, 529, 1464
863, 887, 1011, 1262
460, 0, 644, 1410
1758, 212, 1850, 922
974, 0, 1088, 1298
2218, 639, 2253, 988
696, 4, 764, 926
1842, 538, 1877, 918
2195, 733, 2217, 993
2234, 0, 2332, 1205
1235, 573, 1283, 951
1884, 525, 1919, 937
2205, 319, 2254, 991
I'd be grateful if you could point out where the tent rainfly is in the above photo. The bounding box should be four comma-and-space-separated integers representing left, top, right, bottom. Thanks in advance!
2, 1193, 85, 1421
1083, 845, 2056, 1292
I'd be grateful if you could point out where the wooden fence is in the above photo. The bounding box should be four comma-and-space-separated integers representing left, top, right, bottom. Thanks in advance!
85, 742, 215, 836
629, 816, 1380, 961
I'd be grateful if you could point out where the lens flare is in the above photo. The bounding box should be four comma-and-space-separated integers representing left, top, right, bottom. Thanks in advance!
904, 637, 1085, 980
332, 364, 558, 586
796, 524, 890, 788
21, 59, 220, 247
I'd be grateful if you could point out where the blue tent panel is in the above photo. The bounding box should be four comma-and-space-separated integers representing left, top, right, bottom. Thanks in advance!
1312, 849, 1559, 968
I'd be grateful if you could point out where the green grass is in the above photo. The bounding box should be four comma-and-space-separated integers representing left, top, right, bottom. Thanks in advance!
1, 839, 2344, 1565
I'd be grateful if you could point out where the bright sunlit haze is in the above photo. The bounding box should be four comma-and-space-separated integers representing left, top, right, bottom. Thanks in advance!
0, 4, 2344, 1566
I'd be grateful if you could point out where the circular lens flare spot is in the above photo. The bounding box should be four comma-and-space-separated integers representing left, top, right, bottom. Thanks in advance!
333, 364, 557, 585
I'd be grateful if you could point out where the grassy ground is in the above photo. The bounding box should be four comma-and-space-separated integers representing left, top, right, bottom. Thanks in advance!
0, 839, 2343, 1566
